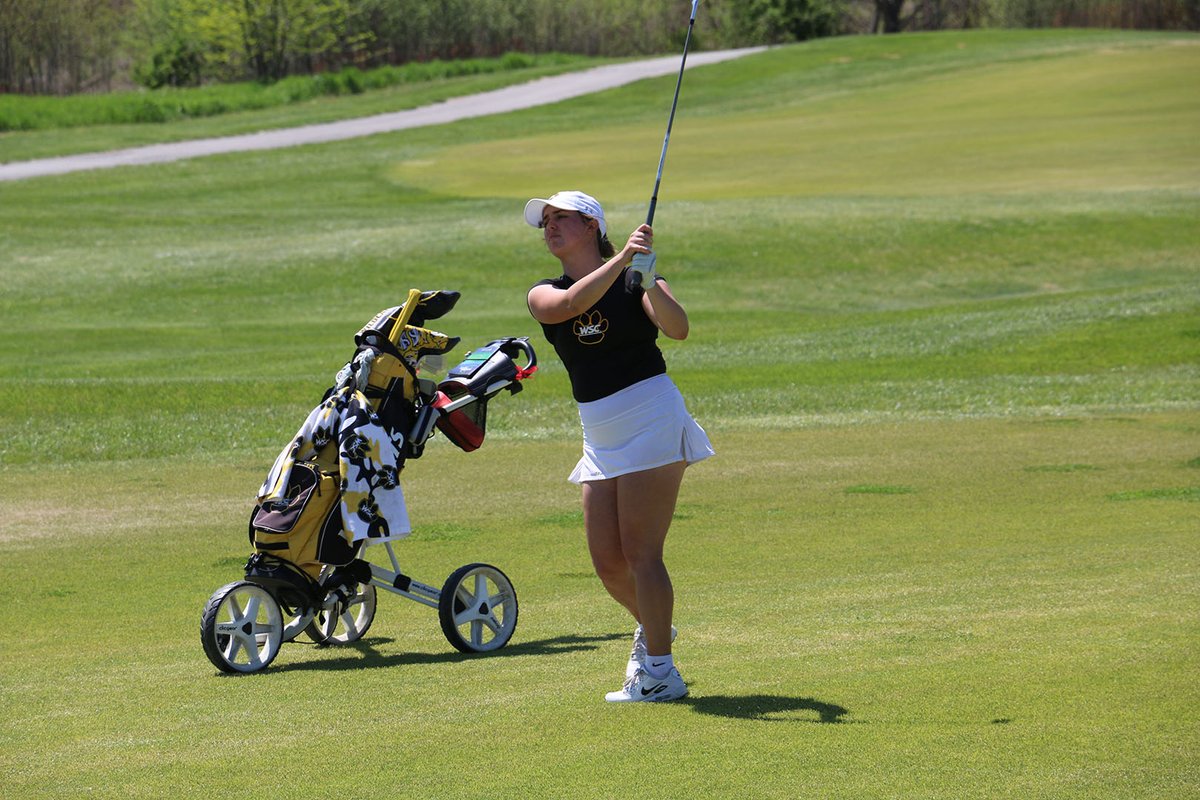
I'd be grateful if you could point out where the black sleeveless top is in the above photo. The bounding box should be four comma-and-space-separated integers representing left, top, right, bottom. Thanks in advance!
533, 268, 666, 403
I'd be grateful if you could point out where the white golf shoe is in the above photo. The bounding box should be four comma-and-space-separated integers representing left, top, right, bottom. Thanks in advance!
627, 624, 678, 679
605, 665, 688, 703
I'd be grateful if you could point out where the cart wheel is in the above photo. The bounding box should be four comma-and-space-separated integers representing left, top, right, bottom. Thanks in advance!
290, 563, 338, 643
439, 563, 518, 653
282, 607, 316, 643
200, 581, 284, 673
305, 583, 377, 645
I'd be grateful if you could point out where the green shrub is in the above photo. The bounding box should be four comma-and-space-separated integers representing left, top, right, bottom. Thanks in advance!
500, 51, 535, 70
340, 67, 366, 94
131, 97, 171, 123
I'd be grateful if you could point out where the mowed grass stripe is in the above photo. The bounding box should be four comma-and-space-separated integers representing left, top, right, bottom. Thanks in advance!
387, 31, 1200, 200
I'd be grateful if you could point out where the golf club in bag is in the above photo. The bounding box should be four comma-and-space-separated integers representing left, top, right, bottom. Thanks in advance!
630, 0, 701, 288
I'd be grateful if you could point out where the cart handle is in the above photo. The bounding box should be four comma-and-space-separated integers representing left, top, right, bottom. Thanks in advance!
501, 337, 538, 378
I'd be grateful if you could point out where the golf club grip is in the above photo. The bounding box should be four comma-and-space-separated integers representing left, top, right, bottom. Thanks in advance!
646, 197, 657, 226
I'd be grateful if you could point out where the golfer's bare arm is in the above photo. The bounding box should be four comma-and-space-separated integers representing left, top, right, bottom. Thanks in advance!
642, 280, 689, 340
528, 226, 654, 325
527, 258, 627, 325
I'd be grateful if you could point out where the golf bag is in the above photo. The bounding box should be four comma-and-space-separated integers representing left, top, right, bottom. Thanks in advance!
242, 289, 536, 609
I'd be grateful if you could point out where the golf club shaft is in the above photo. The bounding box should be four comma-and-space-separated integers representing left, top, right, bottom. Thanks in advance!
645, 0, 700, 227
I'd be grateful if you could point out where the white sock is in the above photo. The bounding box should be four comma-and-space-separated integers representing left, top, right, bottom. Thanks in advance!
644, 653, 675, 679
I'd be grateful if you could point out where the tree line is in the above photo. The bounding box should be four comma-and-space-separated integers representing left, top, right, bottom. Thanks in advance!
2, 0, 1196, 95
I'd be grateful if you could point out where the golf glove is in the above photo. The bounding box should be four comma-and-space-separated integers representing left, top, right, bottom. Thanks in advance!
353, 349, 376, 392
630, 251, 659, 290
334, 350, 376, 392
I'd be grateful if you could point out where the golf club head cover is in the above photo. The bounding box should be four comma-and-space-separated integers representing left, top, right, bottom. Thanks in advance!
408, 290, 460, 326
355, 292, 462, 369
356, 290, 459, 346
395, 327, 460, 369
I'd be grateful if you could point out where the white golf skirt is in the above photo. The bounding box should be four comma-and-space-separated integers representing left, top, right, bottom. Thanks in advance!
568, 374, 715, 484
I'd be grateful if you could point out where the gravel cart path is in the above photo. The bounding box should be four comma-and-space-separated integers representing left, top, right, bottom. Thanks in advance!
0, 48, 764, 182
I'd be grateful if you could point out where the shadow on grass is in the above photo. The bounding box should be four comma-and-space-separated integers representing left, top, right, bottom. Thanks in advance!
261, 632, 628, 674
682, 694, 851, 724
236, 635, 851, 725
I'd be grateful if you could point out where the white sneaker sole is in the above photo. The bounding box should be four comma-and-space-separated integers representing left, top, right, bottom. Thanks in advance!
605, 682, 688, 703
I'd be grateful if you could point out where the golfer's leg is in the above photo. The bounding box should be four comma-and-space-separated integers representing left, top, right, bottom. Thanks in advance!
583, 479, 639, 620
617, 460, 687, 656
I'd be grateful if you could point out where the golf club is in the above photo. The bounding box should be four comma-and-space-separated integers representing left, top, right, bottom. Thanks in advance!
631, 0, 700, 286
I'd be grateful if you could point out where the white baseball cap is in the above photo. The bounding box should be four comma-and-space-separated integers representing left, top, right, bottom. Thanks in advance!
524, 190, 607, 236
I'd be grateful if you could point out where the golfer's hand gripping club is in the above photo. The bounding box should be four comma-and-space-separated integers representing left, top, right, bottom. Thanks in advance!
627, 223, 658, 289
630, 251, 658, 289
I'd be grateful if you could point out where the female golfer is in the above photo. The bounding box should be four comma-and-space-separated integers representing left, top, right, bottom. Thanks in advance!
524, 190, 713, 703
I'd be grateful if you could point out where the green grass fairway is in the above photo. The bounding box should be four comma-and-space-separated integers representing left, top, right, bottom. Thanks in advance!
1, 29, 1197, 799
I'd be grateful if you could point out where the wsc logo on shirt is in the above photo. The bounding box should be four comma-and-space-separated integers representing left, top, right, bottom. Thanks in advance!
573, 311, 607, 345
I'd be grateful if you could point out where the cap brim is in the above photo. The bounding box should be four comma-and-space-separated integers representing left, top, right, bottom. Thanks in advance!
524, 198, 550, 228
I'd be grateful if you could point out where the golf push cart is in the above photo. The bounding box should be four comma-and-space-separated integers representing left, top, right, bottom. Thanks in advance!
199, 289, 537, 673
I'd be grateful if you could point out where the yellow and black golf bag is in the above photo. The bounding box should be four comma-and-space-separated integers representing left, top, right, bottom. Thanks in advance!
244, 289, 462, 610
